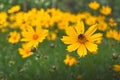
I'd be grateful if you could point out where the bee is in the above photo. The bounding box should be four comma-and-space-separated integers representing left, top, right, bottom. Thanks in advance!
78, 34, 85, 39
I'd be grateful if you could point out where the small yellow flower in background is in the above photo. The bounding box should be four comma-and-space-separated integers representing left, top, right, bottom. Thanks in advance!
106, 29, 118, 40
85, 16, 97, 26
61, 21, 103, 57
8, 31, 20, 44
0, 12, 8, 28
64, 54, 77, 66
109, 18, 117, 27
88, 1, 100, 10
113, 64, 120, 72
100, 6, 112, 15
18, 44, 33, 58
97, 21, 108, 31
8, 5, 20, 14
21, 26, 48, 47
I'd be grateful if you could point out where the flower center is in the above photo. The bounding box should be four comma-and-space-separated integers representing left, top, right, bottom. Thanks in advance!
78, 34, 87, 44
33, 34, 39, 40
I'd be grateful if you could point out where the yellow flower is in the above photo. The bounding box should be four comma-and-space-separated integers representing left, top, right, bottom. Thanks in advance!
21, 26, 48, 47
113, 64, 120, 72
109, 18, 117, 27
64, 54, 77, 66
8, 5, 20, 14
8, 31, 20, 44
97, 21, 108, 31
0, 12, 8, 28
100, 6, 112, 15
61, 21, 103, 57
18, 44, 33, 58
106, 29, 118, 40
85, 16, 97, 26
88, 1, 100, 10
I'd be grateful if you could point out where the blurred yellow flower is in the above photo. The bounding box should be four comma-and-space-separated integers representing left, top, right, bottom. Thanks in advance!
64, 54, 77, 66
85, 16, 97, 26
0, 12, 8, 28
21, 26, 48, 47
109, 18, 117, 27
88, 1, 100, 10
8, 31, 20, 44
61, 21, 103, 57
8, 5, 20, 14
100, 6, 112, 15
113, 64, 120, 72
97, 21, 108, 31
106, 29, 118, 40
18, 44, 33, 58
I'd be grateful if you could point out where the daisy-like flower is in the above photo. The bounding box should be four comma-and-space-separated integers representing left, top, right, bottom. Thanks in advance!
61, 21, 103, 57
8, 31, 20, 44
88, 1, 100, 10
18, 44, 33, 58
64, 54, 77, 66
8, 5, 20, 14
21, 26, 48, 47
100, 6, 112, 16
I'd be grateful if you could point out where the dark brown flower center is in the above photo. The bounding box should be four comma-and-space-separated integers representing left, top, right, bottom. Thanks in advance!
78, 34, 87, 44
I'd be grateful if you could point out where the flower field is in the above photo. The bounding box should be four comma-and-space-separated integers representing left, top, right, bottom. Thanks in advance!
0, 1, 120, 80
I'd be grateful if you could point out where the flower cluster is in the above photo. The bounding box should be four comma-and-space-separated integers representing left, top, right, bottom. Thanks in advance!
0, 1, 119, 71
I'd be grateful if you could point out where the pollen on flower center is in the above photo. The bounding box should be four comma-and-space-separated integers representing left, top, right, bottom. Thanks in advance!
33, 34, 39, 40
78, 34, 87, 44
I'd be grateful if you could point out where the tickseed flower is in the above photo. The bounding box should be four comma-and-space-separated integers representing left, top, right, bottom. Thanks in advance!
97, 21, 108, 31
61, 21, 103, 57
109, 18, 117, 27
64, 54, 77, 66
100, 6, 112, 15
88, 1, 100, 10
8, 31, 20, 44
113, 64, 120, 72
106, 29, 118, 40
18, 44, 33, 58
8, 5, 20, 14
21, 26, 48, 47
8, 5, 20, 13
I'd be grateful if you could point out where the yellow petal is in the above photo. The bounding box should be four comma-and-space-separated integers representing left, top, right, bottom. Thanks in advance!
75, 21, 84, 34
65, 27, 77, 36
85, 42, 98, 53
67, 42, 80, 52
77, 44, 87, 57
85, 24, 97, 36
89, 33, 103, 42
61, 36, 77, 44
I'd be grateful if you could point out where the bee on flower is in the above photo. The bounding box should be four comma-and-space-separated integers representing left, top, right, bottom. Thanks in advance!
61, 21, 103, 57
